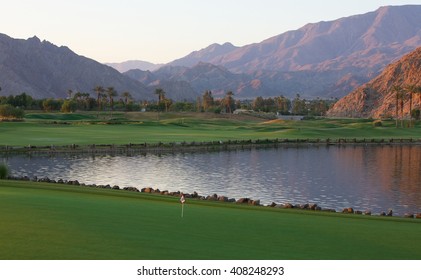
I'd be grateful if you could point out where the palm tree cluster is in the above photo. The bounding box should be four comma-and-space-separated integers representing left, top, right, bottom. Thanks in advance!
92, 86, 133, 112
391, 84, 421, 127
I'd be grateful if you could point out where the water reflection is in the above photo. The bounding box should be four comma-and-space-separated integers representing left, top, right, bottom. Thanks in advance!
1, 145, 420, 216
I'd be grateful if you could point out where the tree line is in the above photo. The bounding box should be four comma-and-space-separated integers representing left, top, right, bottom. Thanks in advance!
0, 85, 335, 118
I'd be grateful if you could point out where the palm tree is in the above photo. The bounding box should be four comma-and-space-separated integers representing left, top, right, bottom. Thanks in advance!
105, 87, 118, 114
121, 91, 132, 111
154, 88, 165, 103
222, 91, 235, 114
392, 85, 404, 128
405, 84, 417, 127
93, 86, 105, 111
154, 88, 166, 119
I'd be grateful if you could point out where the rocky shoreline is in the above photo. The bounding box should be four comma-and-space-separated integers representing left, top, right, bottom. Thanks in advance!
5, 175, 421, 219
1, 137, 421, 155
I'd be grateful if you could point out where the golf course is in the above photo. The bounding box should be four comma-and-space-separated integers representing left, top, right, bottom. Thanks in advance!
1, 111, 421, 147
1, 112, 421, 259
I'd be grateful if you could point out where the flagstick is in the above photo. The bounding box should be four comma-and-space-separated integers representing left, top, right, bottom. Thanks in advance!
181, 203, 184, 218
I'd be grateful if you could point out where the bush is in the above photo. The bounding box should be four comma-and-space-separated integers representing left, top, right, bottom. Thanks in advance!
0, 162, 9, 179
373, 120, 382, 127
0, 104, 25, 119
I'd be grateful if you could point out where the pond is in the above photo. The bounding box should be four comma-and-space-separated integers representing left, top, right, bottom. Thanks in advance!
2, 145, 421, 216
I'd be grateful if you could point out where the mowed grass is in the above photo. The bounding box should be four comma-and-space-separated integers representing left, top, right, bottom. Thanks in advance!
1, 112, 421, 146
1, 180, 420, 260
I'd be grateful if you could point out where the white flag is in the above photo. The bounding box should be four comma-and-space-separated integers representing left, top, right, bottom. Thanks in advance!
180, 194, 186, 204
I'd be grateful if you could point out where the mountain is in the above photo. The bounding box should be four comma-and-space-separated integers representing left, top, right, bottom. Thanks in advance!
168, 42, 238, 68
106, 60, 163, 72
327, 46, 421, 118
162, 5, 421, 98
210, 5, 421, 73
126, 62, 272, 98
0, 33, 151, 99
124, 69, 198, 101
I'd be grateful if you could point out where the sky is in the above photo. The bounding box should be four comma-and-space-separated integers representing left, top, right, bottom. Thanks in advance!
1, 0, 421, 64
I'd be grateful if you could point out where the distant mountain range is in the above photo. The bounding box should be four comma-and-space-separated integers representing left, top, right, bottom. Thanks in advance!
327, 46, 421, 118
106, 60, 163, 73
120, 5, 421, 99
1, 5, 421, 101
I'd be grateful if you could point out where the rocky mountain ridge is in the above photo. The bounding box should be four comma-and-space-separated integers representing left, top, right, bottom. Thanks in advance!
327, 46, 421, 118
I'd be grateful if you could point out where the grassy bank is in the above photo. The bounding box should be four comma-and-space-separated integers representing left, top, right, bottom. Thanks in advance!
1, 180, 420, 260
1, 112, 421, 148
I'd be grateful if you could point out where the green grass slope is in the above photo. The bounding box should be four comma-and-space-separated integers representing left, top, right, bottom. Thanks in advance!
1, 113, 421, 147
1, 180, 420, 260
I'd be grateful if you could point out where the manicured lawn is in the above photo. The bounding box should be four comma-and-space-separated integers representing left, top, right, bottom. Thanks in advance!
1, 112, 420, 147
1, 180, 420, 260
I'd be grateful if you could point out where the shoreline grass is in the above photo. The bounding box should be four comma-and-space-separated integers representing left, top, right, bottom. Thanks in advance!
1, 179, 420, 260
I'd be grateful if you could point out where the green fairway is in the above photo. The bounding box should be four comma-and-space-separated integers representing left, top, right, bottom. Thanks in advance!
1, 180, 420, 260
1, 112, 421, 147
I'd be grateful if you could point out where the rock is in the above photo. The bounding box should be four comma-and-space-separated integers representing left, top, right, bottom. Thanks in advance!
143, 187, 154, 193
300, 203, 310, 210
206, 195, 217, 201
309, 203, 317, 210
342, 207, 354, 214
218, 196, 228, 202
123, 187, 139, 192
249, 199, 260, 206
236, 198, 250, 204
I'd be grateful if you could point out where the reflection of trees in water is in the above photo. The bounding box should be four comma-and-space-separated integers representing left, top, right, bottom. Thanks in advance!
389, 145, 421, 192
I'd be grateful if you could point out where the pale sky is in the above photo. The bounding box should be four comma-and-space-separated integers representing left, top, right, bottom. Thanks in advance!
1, 0, 421, 64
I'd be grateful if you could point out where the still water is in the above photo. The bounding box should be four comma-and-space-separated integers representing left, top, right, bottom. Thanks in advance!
2, 145, 421, 216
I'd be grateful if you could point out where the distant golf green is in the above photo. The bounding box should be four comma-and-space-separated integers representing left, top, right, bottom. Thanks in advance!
1, 112, 420, 147
1, 180, 420, 260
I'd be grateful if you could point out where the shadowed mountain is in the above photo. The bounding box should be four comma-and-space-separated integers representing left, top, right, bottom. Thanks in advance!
0, 33, 151, 99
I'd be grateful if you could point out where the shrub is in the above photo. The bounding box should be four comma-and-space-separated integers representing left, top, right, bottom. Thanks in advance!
373, 120, 382, 127
0, 104, 25, 119
0, 162, 9, 179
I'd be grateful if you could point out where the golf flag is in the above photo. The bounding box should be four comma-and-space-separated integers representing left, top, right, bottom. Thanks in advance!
180, 194, 185, 218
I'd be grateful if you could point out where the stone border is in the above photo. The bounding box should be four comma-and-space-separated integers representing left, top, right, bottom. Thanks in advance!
1, 138, 421, 155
